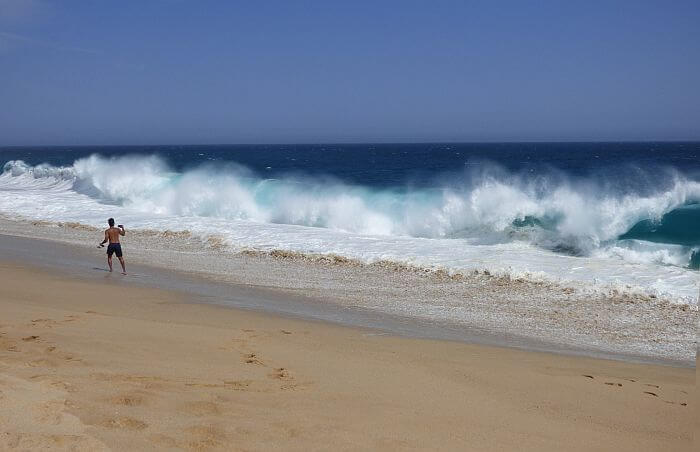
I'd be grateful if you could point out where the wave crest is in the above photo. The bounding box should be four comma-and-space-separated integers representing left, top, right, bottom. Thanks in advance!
2, 154, 699, 262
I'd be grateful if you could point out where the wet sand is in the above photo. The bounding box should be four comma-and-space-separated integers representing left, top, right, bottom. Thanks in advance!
0, 217, 696, 365
0, 261, 694, 451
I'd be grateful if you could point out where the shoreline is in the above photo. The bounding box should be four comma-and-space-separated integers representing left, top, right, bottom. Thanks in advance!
0, 216, 697, 366
0, 261, 695, 450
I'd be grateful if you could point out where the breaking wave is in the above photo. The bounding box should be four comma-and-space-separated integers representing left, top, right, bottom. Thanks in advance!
3, 154, 700, 270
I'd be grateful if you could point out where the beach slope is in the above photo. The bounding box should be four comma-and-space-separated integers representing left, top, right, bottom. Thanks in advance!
0, 262, 694, 451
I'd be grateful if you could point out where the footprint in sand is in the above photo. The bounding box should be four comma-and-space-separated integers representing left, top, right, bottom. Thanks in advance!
30, 318, 59, 328
586, 376, 688, 406
243, 353, 264, 365
646, 390, 684, 405
280, 381, 312, 391
269, 368, 292, 381
48, 380, 75, 393
109, 394, 146, 407
583, 375, 623, 387
98, 416, 148, 430
662, 399, 688, 406
28, 316, 81, 329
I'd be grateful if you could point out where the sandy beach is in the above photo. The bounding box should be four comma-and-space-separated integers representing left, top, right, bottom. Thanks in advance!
1, 218, 696, 365
0, 261, 694, 451
3, 1, 699, 450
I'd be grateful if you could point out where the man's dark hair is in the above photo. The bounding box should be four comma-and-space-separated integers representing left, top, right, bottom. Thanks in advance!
108, 218, 115, 227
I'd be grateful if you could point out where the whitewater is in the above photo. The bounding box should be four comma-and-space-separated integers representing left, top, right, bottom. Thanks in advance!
1, 153, 698, 305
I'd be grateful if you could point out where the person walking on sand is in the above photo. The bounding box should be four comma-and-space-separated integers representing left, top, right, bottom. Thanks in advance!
99, 218, 126, 274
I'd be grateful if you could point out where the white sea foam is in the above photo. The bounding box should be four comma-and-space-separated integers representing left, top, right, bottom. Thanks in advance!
594, 240, 694, 267
1, 155, 699, 304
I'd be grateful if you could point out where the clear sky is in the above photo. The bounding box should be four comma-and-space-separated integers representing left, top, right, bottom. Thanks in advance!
1, 0, 698, 145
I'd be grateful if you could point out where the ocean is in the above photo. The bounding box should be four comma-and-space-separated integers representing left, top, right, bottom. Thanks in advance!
1, 142, 699, 304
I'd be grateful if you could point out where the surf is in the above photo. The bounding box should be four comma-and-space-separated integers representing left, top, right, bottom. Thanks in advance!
2, 153, 700, 304
3, 154, 699, 249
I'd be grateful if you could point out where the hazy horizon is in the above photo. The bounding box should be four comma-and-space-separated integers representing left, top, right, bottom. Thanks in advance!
1, 1, 698, 146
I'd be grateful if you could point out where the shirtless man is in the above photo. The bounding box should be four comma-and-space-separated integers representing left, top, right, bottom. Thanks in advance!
99, 218, 126, 274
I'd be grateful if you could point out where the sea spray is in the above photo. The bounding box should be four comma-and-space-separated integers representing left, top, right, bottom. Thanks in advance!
3, 155, 699, 252
2, 153, 699, 303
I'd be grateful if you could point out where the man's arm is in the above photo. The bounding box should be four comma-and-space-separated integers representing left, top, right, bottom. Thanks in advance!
99, 230, 108, 247
118, 225, 126, 236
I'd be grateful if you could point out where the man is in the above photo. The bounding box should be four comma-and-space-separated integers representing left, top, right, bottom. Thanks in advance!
99, 218, 126, 274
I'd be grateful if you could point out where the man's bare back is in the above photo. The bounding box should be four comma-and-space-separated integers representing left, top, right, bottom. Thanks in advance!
99, 218, 126, 274
105, 226, 123, 244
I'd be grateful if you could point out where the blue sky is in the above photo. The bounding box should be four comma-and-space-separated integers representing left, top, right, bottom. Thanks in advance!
1, 0, 698, 145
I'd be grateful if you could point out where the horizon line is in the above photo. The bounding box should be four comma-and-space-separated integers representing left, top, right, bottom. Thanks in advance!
1, 139, 699, 148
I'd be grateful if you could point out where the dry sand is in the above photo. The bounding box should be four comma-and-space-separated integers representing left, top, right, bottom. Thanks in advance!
0, 261, 695, 451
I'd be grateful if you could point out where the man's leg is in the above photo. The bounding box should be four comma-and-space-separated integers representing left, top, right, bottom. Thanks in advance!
118, 257, 126, 274
107, 255, 113, 272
